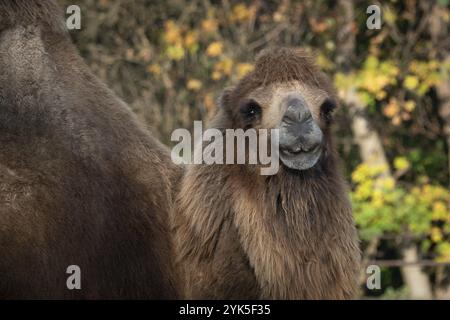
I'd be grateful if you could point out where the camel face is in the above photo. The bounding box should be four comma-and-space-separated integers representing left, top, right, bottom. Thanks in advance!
235, 81, 334, 170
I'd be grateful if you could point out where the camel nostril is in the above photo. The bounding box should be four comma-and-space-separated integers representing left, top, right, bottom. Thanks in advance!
283, 96, 312, 124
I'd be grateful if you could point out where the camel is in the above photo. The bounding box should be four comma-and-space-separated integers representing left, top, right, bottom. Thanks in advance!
172, 47, 361, 299
0, 0, 180, 298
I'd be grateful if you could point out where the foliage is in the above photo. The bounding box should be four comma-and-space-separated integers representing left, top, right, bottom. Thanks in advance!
351, 162, 450, 261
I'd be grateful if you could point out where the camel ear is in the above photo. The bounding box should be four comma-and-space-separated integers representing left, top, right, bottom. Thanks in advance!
217, 87, 234, 109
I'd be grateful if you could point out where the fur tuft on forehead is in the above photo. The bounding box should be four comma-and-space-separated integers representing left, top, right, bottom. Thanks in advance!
222, 47, 334, 109
254, 47, 321, 86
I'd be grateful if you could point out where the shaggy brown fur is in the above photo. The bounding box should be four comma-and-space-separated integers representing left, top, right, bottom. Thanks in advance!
0, 0, 180, 298
173, 48, 361, 299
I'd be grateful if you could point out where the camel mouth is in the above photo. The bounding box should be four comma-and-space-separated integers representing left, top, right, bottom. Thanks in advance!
279, 143, 322, 170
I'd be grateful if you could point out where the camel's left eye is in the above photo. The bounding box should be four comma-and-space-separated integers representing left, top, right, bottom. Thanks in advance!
320, 99, 336, 114
320, 98, 336, 122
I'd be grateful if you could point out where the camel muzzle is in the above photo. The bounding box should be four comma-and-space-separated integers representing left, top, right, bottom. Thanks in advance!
277, 94, 323, 170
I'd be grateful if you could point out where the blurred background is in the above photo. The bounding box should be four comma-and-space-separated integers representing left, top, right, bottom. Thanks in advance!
61, 0, 450, 299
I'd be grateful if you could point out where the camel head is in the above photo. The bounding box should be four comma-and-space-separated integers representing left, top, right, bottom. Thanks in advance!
219, 47, 338, 171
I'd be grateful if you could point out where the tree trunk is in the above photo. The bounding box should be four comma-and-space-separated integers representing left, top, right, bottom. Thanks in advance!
336, 0, 433, 299
429, 3, 450, 185
346, 89, 390, 172
429, 3, 450, 299
401, 244, 434, 299
437, 68, 450, 187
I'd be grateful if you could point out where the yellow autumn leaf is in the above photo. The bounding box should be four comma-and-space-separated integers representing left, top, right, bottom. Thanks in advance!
236, 63, 254, 78
187, 79, 202, 91
436, 242, 450, 262
411, 187, 421, 195
184, 31, 199, 48
230, 4, 253, 22
212, 71, 222, 81
351, 163, 371, 183
379, 177, 395, 190
384, 6, 397, 25
383, 99, 400, 118
375, 90, 387, 100
201, 19, 218, 33
403, 100, 416, 112
204, 93, 216, 116
431, 227, 443, 243
166, 45, 184, 61
392, 115, 402, 126
206, 41, 223, 57
316, 53, 334, 70
393, 157, 410, 171
164, 21, 182, 45
372, 189, 384, 208
404, 75, 419, 90
215, 57, 233, 75
428, 60, 439, 70
355, 181, 373, 200
147, 64, 161, 76
432, 201, 448, 220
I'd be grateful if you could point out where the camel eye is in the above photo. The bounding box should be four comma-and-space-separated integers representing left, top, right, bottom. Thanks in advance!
320, 98, 336, 114
320, 98, 336, 122
240, 100, 261, 121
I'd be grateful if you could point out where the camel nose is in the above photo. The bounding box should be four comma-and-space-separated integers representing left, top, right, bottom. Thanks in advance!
282, 96, 312, 125
279, 95, 323, 153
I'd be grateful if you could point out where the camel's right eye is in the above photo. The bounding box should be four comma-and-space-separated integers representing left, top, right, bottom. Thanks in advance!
240, 100, 262, 122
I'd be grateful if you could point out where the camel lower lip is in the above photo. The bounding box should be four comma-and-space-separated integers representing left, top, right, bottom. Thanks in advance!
279, 145, 322, 171
281, 149, 305, 157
